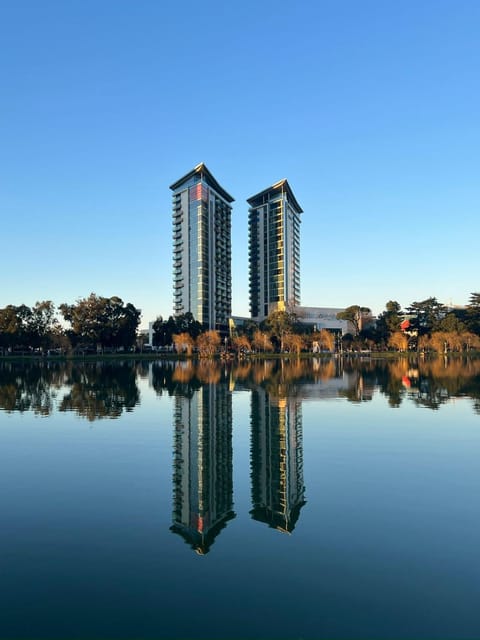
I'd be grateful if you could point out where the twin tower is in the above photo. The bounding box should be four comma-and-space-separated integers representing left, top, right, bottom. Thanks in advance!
170, 163, 302, 331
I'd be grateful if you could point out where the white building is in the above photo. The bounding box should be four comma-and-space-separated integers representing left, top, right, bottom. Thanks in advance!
294, 306, 349, 334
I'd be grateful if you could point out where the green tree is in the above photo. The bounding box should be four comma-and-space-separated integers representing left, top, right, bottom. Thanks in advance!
406, 297, 447, 335
153, 313, 202, 346
263, 310, 296, 351
235, 318, 258, 340
336, 305, 371, 336
376, 300, 403, 342
468, 292, 480, 308
466, 292, 480, 335
152, 316, 176, 347
175, 312, 203, 339
28, 301, 60, 350
0, 306, 20, 350
0, 304, 32, 350
436, 312, 467, 334
60, 293, 140, 350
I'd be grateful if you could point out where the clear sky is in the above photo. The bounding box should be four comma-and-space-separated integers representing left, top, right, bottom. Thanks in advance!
1, 0, 479, 327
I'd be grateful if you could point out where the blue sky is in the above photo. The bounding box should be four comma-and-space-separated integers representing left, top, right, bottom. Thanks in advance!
1, 0, 479, 327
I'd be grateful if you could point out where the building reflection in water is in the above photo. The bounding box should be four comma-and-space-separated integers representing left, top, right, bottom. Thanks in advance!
250, 387, 306, 533
171, 382, 235, 554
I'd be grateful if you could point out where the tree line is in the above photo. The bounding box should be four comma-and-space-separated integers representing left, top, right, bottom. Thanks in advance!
2, 292, 480, 356
0, 294, 140, 354
153, 294, 480, 355
337, 295, 480, 353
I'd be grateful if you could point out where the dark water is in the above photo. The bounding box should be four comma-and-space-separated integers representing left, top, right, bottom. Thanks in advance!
0, 357, 479, 639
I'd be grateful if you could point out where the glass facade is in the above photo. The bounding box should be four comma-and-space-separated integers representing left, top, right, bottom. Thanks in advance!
248, 180, 302, 321
170, 164, 234, 331
171, 383, 235, 554
250, 388, 305, 533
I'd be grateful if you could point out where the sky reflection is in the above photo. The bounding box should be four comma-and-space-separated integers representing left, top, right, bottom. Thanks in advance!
0, 358, 479, 638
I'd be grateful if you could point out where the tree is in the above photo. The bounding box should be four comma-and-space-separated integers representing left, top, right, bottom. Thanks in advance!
60, 293, 140, 350
263, 310, 296, 351
241, 318, 259, 340
196, 330, 221, 357
113, 301, 141, 348
436, 312, 467, 334
252, 330, 273, 353
318, 329, 334, 351
418, 334, 431, 352
173, 332, 194, 355
466, 293, 480, 335
310, 329, 335, 352
463, 332, 480, 351
376, 300, 403, 343
336, 305, 371, 336
231, 335, 251, 355
154, 313, 203, 346
283, 333, 304, 355
0, 304, 32, 350
28, 301, 59, 350
175, 312, 203, 339
406, 297, 447, 335
388, 332, 408, 352
152, 315, 177, 347
0, 306, 20, 350
468, 292, 480, 309
429, 329, 480, 353
429, 331, 451, 354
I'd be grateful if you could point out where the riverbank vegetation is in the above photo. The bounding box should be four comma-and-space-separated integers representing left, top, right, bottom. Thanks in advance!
1, 293, 480, 358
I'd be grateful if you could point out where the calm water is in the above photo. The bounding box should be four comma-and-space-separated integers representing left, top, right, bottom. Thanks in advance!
1, 357, 480, 639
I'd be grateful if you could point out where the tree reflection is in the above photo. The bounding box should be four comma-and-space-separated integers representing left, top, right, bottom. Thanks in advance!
337, 366, 376, 404
404, 358, 480, 410
0, 361, 69, 415
338, 357, 480, 410
150, 361, 202, 398
58, 362, 139, 420
0, 361, 139, 420
2, 356, 480, 423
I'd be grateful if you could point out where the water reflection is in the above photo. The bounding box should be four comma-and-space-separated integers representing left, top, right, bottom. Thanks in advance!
250, 387, 305, 533
338, 357, 480, 410
170, 380, 234, 554
2, 358, 480, 638
2, 357, 480, 418
0, 360, 140, 420
59, 363, 139, 420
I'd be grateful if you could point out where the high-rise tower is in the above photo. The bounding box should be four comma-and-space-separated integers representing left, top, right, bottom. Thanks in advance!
170, 163, 234, 331
248, 180, 302, 322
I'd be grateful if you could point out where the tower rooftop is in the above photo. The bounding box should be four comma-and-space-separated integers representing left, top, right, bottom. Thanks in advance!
247, 179, 303, 213
170, 163, 235, 203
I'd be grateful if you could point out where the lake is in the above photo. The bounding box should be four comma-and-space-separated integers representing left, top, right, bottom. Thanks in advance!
0, 357, 479, 639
